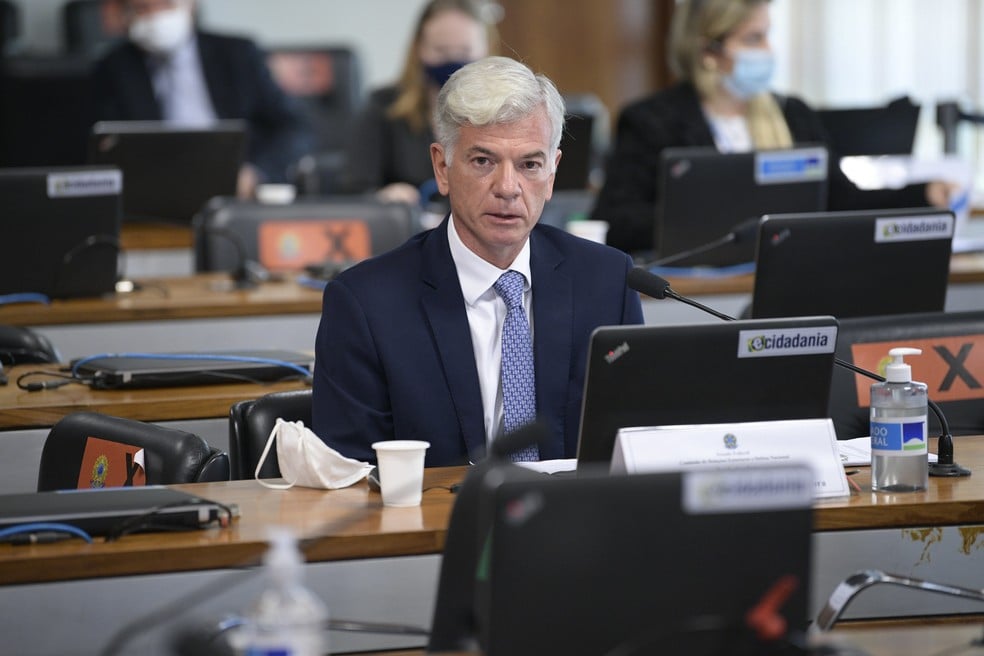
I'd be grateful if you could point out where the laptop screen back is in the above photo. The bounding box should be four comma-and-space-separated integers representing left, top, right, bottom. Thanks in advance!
576, 316, 838, 467
657, 146, 828, 266
752, 208, 954, 319
479, 465, 814, 656
0, 166, 121, 298
88, 120, 246, 224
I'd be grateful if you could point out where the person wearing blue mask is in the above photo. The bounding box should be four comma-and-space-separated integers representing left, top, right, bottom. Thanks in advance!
339, 0, 497, 209
592, 0, 950, 255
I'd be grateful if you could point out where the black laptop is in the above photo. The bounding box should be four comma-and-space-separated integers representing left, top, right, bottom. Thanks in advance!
72, 349, 314, 389
575, 316, 839, 468
0, 487, 227, 537
657, 146, 828, 267
751, 208, 954, 319
88, 120, 246, 224
0, 166, 122, 299
477, 464, 814, 656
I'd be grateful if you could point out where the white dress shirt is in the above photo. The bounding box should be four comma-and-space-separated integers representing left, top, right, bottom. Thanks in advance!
706, 113, 753, 153
151, 37, 217, 126
447, 215, 533, 446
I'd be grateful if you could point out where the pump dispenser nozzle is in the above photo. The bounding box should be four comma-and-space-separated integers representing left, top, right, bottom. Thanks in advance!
884, 347, 921, 383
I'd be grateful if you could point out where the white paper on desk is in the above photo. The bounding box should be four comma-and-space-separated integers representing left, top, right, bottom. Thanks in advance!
610, 418, 849, 498
514, 458, 577, 474
838, 437, 939, 466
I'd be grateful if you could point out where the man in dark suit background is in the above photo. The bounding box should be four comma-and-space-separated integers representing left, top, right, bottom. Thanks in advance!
91, 0, 312, 197
313, 56, 644, 467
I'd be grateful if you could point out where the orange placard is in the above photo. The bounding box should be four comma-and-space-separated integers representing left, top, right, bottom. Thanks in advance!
258, 219, 371, 271
850, 334, 984, 406
77, 436, 147, 489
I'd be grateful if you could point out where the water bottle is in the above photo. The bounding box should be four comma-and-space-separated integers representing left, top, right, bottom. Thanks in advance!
235, 528, 329, 656
870, 347, 928, 492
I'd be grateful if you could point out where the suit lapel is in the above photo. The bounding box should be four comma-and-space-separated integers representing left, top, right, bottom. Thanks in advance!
195, 33, 233, 118
122, 44, 162, 119
530, 229, 572, 460
419, 222, 487, 462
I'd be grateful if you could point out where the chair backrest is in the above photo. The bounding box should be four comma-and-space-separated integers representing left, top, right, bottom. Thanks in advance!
193, 197, 417, 273
829, 310, 984, 439
817, 95, 920, 157
0, 0, 19, 54
38, 412, 230, 491
62, 0, 122, 56
229, 388, 312, 480
0, 325, 60, 365
0, 55, 93, 167
266, 45, 363, 154
556, 93, 610, 191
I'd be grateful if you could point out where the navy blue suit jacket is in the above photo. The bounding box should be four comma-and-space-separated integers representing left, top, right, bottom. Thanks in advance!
312, 219, 644, 467
91, 31, 313, 183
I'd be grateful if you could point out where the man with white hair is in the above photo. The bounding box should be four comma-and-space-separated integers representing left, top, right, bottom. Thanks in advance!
91, 0, 312, 197
313, 56, 643, 466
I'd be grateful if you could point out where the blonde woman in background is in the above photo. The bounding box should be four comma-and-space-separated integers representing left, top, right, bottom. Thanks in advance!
592, 0, 948, 255
340, 0, 498, 207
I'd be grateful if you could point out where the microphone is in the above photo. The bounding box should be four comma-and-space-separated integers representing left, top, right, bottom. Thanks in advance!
627, 267, 971, 478
489, 421, 551, 461
650, 217, 761, 267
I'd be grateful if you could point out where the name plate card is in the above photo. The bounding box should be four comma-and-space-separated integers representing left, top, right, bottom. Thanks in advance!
610, 418, 849, 499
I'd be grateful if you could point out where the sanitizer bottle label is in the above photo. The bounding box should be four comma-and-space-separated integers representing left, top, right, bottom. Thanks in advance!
870, 417, 927, 455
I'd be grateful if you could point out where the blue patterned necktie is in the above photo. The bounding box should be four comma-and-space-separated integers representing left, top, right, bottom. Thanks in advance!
493, 270, 539, 461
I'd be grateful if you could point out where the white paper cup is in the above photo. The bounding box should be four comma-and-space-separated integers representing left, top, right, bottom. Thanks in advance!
566, 219, 609, 244
256, 183, 297, 205
371, 440, 430, 507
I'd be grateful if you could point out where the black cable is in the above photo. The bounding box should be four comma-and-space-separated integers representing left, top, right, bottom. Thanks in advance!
16, 370, 94, 392
55, 234, 122, 298
104, 499, 235, 542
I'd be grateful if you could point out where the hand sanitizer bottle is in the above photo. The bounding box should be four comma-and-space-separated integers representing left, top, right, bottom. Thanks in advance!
870, 347, 928, 492
237, 528, 329, 656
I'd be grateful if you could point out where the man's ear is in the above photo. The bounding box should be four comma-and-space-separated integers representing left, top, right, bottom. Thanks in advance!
431, 143, 451, 196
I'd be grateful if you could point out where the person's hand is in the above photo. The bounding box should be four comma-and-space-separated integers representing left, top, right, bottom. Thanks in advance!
237, 164, 261, 199
376, 182, 420, 206
924, 180, 962, 209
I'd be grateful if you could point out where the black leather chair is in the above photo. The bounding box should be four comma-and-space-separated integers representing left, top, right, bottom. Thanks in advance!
193, 197, 417, 275
62, 0, 121, 56
0, 325, 59, 365
229, 389, 312, 480
266, 45, 363, 155
0, 0, 19, 55
817, 95, 920, 157
38, 412, 230, 491
829, 310, 984, 439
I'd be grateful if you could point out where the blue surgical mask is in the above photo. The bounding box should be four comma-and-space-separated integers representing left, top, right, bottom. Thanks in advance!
722, 49, 775, 100
423, 60, 469, 87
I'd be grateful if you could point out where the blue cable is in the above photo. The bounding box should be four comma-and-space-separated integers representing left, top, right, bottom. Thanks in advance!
71, 352, 313, 379
0, 293, 51, 306
296, 275, 328, 291
0, 522, 93, 544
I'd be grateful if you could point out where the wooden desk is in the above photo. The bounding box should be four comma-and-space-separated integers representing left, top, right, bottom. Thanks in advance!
2, 438, 982, 588
0, 363, 310, 430
0, 273, 322, 328
0, 468, 463, 586
120, 222, 193, 251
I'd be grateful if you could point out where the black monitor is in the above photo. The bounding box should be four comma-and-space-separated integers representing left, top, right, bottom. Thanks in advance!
87, 120, 246, 224
0, 166, 121, 298
477, 464, 814, 656
751, 208, 954, 319
575, 316, 838, 468
657, 146, 828, 267
817, 97, 920, 157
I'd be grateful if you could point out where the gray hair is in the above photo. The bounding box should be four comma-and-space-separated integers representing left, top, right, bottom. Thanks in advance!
434, 56, 565, 167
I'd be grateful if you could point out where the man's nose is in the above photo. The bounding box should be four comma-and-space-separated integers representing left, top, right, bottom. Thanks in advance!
492, 163, 521, 199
